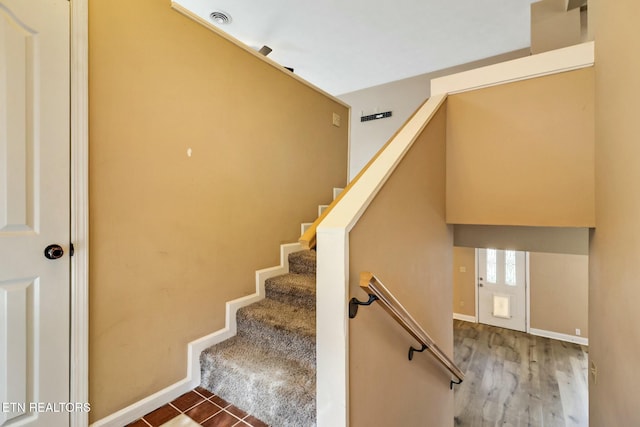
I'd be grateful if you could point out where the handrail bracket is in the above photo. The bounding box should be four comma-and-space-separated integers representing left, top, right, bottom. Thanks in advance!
349, 294, 378, 319
450, 377, 463, 390
408, 344, 428, 361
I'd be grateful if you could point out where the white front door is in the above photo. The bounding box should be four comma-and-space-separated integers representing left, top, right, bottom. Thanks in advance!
477, 249, 527, 332
0, 1, 70, 426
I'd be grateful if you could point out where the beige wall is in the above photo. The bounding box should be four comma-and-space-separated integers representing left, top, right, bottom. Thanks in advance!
453, 247, 476, 317
349, 106, 453, 426
591, 0, 640, 423
446, 68, 595, 227
89, 0, 348, 420
339, 49, 529, 180
530, 252, 588, 338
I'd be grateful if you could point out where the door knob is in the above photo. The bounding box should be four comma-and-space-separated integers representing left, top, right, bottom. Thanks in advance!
44, 244, 64, 260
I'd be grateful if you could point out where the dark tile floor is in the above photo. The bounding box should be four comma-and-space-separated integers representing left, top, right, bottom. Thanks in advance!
127, 387, 269, 427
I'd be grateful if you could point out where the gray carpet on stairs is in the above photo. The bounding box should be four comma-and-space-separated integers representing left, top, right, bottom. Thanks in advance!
200, 249, 317, 426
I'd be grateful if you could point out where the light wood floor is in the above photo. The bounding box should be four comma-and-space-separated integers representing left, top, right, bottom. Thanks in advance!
453, 320, 588, 427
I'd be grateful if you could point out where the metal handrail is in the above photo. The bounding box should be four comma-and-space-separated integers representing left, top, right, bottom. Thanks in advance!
354, 272, 464, 387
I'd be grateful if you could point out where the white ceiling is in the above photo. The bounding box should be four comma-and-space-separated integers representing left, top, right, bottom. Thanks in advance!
176, 0, 538, 95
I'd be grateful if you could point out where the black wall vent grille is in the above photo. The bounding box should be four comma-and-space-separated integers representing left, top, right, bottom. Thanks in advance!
361, 111, 392, 122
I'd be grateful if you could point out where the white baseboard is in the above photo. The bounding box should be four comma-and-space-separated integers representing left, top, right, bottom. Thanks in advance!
529, 328, 589, 346
332, 187, 343, 201
89, 378, 195, 427
90, 242, 302, 427
301, 222, 313, 236
453, 313, 477, 323
318, 205, 329, 217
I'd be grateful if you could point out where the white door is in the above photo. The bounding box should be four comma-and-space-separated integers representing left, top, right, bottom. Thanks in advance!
0, 1, 70, 426
477, 249, 527, 332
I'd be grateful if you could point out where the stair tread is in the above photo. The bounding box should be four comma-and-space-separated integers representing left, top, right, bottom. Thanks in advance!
238, 298, 315, 338
266, 273, 315, 296
201, 336, 315, 426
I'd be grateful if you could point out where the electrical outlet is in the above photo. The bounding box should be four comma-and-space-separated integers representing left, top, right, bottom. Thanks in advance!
332, 112, 341, 127
590, 360, 597, 384
576, 328, 581, 336
460, 301, 465, 307
459, 266, 466, 273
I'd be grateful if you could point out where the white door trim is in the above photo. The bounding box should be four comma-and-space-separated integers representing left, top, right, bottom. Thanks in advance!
70, 1, 89, 426
525, 251, 531, 333
475, 248, 479, 323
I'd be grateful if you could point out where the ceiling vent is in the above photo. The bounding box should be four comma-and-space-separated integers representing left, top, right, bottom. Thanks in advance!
209, 10, 232, 25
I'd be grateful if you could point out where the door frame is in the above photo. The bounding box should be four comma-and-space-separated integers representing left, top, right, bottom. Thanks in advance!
474, 249, 531, 333
70, 1, 89, 426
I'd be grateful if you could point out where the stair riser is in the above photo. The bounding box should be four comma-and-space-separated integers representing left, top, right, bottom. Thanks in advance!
288, 251, 316, 275
265, 288, 315, 310
236, 314, 315, 368
264, 272, 316, 309
200, 337, 316, 427
201, 363, 315, 427
289, 261, 315, 275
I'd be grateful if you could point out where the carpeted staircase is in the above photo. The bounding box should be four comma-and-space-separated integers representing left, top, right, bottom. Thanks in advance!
200, 249, 317, 426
